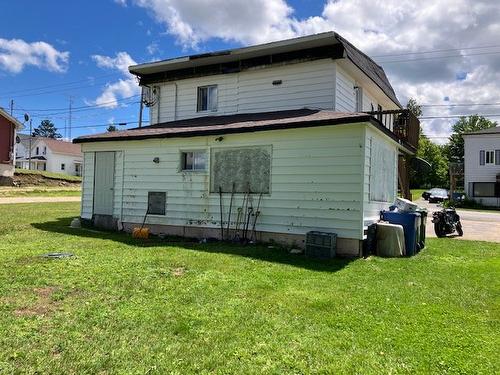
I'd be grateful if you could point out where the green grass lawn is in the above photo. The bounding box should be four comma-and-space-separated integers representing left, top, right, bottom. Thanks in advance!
0, 188, 81, 198
0, 203, 498, 374
411, 189, 426, 201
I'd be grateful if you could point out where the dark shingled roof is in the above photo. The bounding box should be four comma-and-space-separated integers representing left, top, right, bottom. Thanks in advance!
335, 34, 401, 107
74, 109, 377, 143
463, 126, 500, 135
129, 32, 401, 108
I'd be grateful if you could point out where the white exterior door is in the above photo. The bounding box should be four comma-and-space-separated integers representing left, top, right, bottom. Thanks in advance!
93, 151, 115, 215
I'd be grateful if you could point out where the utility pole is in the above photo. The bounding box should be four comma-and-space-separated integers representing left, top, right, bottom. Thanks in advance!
9, 99, 13, 116
68, 96, 73, 140
28, 119, 32, 170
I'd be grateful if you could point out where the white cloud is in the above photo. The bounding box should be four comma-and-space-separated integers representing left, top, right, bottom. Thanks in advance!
131, 0, 499, 140
91, 52, 140, 108
0, 38, 69, 74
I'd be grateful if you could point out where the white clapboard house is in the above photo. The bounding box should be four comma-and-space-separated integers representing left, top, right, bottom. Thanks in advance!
16, 135, 83, 176
74, 32, 419, 256
463, 127, 500, 207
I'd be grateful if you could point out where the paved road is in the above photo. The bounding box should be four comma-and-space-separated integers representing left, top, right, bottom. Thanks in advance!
0, 196, 81, 204
416, 198, 500, 243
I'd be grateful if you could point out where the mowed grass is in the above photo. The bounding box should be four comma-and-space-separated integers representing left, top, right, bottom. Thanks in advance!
0, 188, 81, 198
0, 203, 498, 374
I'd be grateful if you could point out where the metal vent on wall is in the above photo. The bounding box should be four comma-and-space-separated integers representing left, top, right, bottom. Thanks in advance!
148, 192, 166, 215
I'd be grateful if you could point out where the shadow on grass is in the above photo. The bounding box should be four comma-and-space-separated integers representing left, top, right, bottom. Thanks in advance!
32, 216, 354, 272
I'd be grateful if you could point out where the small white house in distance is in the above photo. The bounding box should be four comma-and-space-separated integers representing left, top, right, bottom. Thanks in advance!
16, 135, 83, 176
74, 32, 420, 256
463, 127, 500, 207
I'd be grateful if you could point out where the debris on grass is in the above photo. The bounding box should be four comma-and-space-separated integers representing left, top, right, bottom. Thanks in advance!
42, 252, 74, 259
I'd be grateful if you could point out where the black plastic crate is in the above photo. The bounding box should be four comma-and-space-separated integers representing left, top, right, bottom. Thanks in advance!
305, 231, 337, 259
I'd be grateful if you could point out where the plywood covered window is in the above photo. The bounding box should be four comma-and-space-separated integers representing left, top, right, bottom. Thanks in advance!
369, 139, 396, 202
148, 191, 166, 215
210, 146, 271, 193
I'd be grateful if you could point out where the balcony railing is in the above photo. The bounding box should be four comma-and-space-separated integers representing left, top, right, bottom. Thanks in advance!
366, 109, 420, 151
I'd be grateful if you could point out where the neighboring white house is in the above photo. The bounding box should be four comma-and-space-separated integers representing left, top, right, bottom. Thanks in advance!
463, 127, 500, 207
74, 32, 420, 256
16, 135, 83, 176
0, 108, 23, 184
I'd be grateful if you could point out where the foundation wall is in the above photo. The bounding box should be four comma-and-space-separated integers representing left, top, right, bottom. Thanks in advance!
122, 222, 362, 257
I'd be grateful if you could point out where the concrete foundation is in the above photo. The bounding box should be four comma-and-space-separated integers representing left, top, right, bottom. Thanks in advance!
121, 222, 362, 257
93, 214, 118, 231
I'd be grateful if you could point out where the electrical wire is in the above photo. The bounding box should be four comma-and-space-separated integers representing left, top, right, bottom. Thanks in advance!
372, 44, 500, 58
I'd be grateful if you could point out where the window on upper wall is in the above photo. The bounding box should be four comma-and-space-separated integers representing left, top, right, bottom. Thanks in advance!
61, 163, 65, 171
35, 146, 39, 155
354, 86, 363, 112
486, 150, 495, 165
181, 150, 207, 171
197, 85, 218, 112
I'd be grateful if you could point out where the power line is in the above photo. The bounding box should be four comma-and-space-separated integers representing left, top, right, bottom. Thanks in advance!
377, 51, 500, 64
0, 72, 122, 97
14, 94, 141, 113
372, 44, 500, 58
420, 114, 500, 119
421, 102, 500, 107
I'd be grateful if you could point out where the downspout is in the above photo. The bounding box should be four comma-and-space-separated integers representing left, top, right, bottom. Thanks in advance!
138, 86, 144, 128
156, 86, 161, 124
173, 83, 178, 121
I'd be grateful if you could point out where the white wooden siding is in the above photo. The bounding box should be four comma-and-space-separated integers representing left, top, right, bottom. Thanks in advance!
334, 65, 356, 112
81, 152, 95, 219
464, 134, 500, 207
362, 126, 399, 227
149, 59, 336, 123
81, 124, 367, 240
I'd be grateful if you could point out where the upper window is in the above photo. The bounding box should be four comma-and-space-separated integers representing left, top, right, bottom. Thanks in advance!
485, 150, 495, 165
197, 85, 218, 112
35, 146, 39, 155
181, 151, 207, 171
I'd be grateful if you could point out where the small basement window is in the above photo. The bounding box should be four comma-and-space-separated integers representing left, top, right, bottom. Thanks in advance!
147, 191, 166, 215
61, 163, 65, 170
197, 85, 218, 112
181, 150, 207, 171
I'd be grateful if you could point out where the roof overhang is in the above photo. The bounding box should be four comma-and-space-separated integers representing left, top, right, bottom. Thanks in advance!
130, 32, 341, 75
0, 108, 23, 130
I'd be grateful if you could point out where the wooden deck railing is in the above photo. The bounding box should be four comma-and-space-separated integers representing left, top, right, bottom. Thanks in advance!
366, 109, 420, 151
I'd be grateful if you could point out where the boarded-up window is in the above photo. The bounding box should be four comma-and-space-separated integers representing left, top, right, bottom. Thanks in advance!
369, 139, 396, 202
211, 146, 271, 193
148, 192, 166, 215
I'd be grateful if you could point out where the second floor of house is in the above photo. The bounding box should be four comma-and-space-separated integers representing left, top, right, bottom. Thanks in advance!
130, 32, 419, 151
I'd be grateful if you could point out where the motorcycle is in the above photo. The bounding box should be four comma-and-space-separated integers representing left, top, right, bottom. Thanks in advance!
432, 207, 463, 237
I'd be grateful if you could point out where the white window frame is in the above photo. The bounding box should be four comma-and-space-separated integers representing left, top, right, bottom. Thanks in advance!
180, 150, 208, 172
354, 86, 363, 112
485, 150, 495, 165
197, 85, 218, 112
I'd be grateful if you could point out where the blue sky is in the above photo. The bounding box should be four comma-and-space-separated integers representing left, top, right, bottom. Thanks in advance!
1, 0, 498, 141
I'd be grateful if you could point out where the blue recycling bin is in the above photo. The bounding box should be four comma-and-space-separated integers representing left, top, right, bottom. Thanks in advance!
381, 211, 422, 256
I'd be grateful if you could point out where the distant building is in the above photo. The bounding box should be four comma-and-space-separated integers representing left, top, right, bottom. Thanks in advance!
16, 135, 83, 176
463, 127, 500, 207
0, 108, 23, 184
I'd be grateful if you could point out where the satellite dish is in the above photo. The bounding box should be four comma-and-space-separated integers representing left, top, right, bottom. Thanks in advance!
24, 113, 29, 122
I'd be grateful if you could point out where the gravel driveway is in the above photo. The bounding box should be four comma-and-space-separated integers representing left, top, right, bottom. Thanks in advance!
416, 199, 500, 243
0, 196, 80, 204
